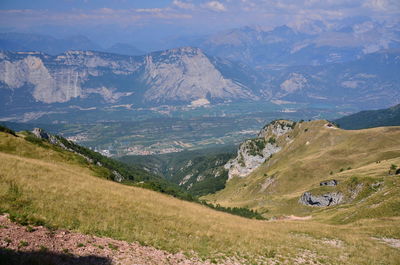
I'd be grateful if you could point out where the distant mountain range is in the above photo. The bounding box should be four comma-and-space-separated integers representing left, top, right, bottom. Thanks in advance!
3, 18, 399, 68
335, 104, 400, 129
0, 32, 144, 56
193, 19, 400, 68
0, 47, 399, 119
0, 48, 257, 113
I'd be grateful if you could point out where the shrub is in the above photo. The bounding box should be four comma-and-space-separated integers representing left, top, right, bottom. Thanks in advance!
108, 243, 118, 250
19, 240, 29, 247
26, 225, 35, 232
390, 164, 398, 170
265, 249, 276, 258
0, 125, 17, 136
247, 138, 266, 156
200, 201, 265, 220
39, 245, 48, 252
25, 135, 46, 147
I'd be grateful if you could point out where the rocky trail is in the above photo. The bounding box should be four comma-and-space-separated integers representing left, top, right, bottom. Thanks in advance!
0, 214, 241, 265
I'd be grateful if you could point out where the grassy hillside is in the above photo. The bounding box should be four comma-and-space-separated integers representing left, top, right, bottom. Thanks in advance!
335, 104, 400, 129
119, 147, 236, 196
204, 120, 400, 221
1, 129, 400, 264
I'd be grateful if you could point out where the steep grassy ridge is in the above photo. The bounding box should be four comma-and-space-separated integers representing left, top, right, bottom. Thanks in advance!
204, 121, 400, 220
1, 131, 400, 264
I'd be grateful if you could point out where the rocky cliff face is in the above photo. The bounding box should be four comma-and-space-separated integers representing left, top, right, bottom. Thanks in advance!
0, 53, 81, 103
0, 48, 255, 106
142, 47, 256, 103
1, 48, 399, 112
225, 120, 295, 180
0, 51, 141, 104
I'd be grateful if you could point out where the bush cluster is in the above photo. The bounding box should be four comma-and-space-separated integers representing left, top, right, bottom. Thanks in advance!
200, 201, 265, 220
0, 124, 17, 137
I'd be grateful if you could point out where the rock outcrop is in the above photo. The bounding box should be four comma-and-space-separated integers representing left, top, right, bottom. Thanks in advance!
32, 128, 62, 146
299, 192, 343, 207
320, 180, 338, 186
224, 140, 280, 179
225, 120, 295, 180
257, 120, 295, 138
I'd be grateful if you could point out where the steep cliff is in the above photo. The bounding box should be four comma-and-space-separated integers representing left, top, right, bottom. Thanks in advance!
0, 48, 256, 107
142, 47, 256, 103
224, 120, 295, 180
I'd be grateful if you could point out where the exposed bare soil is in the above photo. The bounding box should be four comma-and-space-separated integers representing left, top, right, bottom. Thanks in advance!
0, 214, 242, 265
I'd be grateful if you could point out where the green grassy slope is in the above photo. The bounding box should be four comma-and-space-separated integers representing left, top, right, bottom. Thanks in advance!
1, 127, 400, 264
204, 120, 400, 222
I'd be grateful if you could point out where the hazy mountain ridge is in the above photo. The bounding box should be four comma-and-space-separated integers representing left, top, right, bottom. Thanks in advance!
0, 32, 102, 55
0, 48, 257, 112
0, 32, 144, 56
266, 50, 400, 108
0, 47, 399, 118
198, 20, 400, 68
335, 103, 400, 129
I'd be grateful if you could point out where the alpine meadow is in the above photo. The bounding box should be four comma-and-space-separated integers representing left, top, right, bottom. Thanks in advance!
1, 1, 400, 264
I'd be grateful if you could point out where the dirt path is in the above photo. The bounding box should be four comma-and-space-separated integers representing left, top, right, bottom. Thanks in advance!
0, 214, 242, 265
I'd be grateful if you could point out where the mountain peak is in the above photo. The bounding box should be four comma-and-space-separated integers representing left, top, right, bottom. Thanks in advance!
158, 46, 204, 56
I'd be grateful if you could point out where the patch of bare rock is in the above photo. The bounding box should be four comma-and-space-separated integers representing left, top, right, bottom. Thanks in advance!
373, 237, 400, 249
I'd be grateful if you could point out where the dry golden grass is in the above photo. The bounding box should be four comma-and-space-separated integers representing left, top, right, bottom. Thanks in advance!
204, 121, 400, 217
1, 132, 400, 264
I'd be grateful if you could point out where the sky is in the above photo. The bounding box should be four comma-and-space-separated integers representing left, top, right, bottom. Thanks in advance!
0, 0, 399, 50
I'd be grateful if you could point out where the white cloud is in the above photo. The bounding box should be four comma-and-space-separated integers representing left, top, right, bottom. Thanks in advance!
172, 0, 195, 10
135, 8, 163, 13
363, 0, 400, 12
203, 1, 227, 12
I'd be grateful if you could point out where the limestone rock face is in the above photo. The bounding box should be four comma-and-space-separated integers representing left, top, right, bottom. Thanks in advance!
299, 192, 343, 207
224, 141, 280, 180
258, 120, 295, 138
0, 48, 256, 106
32, 127, 61, 145
0, 55, 84, 103
142, 47, 256, 103
225, 120, 295, 180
